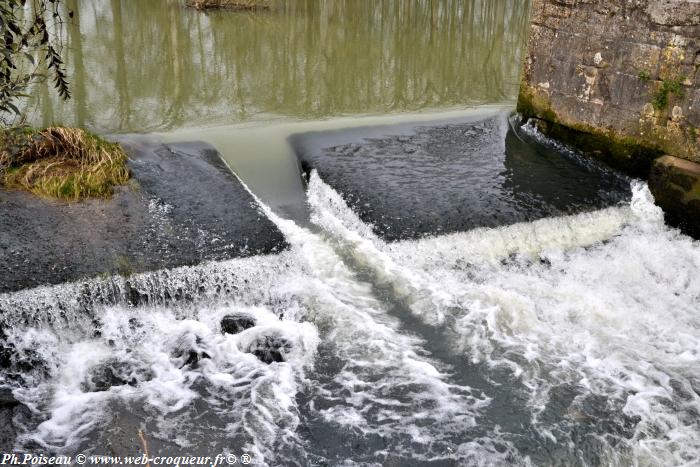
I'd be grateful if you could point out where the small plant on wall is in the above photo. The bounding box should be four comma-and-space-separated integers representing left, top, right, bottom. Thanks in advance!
652, 76, 686, 111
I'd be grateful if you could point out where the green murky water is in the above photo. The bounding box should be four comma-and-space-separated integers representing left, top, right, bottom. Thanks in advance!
25, 0, 530, 132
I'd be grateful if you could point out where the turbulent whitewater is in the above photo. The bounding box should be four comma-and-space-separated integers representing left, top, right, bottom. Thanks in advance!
1, 169, 698, 466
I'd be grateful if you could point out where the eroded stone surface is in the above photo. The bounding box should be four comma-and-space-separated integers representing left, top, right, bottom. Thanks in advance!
0, 140, 287, 294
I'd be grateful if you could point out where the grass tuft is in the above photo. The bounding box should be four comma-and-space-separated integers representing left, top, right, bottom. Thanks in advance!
0, 127, 130, 200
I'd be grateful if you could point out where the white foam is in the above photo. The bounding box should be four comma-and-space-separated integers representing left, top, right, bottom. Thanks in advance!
306, 172, 700, 465
10, 304, 319, 464
5, 167, 697, 465
254, 191, 515, 464
2, 186, 514, 465
0, 251, 301, 324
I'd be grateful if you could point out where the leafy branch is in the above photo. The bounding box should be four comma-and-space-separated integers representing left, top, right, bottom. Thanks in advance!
0, 0, 71, 120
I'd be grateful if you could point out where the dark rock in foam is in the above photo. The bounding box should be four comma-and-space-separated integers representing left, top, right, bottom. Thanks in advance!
0, 387, 18, 408
172, 332, 211, 368
0, 327, 48, 380
0, 396, 29, 452
0, 140, 288, 293
649, 155, 700, 238
221, 313, 257, 335
290, 114, 631, 241
82, 360, 153, 392
244, 334, 291, 364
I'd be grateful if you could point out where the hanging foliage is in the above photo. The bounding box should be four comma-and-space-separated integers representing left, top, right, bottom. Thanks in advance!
0, 0, 70, 118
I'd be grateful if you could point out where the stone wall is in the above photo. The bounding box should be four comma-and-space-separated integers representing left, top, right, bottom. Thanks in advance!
519, 0, 700, 166
518, 0, 700, 236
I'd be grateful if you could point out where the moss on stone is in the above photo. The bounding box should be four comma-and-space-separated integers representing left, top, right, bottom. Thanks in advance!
517, 83, 664, 177
638, 69, 651, 81
516, 82, 559, 124
652, 76, 685, 111
545, 121, 662, 176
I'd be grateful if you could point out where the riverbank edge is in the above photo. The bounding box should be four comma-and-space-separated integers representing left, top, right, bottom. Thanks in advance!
0, 126, 130, 200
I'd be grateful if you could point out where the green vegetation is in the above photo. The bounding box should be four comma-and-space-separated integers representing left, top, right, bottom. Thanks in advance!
186, 0, 270, 10
0, 2, 128, 201
0, 127, 130, 200
652, 76, 685, 111
516, 81, 558, 124
638, 70, 651, 82
0, 0, 70, 120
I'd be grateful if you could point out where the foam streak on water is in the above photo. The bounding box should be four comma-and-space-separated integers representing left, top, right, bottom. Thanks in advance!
252, 191, 520, 465
306, 171, 700, 466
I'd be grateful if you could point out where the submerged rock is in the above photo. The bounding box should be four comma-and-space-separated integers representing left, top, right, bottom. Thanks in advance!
243, 335, 291, 364
83, 360, 152, 392
221, 313, 257, 335
0, 397, 29, 453
0, 343, 11, 370
0, 387, 18, 408
182, 350, 210, 367
172, 332, 211, 368
0, 329, 48, 379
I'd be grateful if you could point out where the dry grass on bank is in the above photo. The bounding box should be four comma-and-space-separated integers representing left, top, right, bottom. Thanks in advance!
186, 0, 270, 11
0, 127, 130, 200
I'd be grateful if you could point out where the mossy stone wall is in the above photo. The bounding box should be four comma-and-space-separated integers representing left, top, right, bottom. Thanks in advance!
519, 0, 700, 170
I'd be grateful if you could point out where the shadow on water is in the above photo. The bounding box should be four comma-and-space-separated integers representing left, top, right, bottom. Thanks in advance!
502, 117, 632, 215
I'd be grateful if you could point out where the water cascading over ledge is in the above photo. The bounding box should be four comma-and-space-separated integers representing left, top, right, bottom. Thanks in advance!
517, 0, 700, 237
0, 252, 300, 325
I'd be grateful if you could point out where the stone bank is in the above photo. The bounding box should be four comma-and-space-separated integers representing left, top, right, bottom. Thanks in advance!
518, 0, 700, 236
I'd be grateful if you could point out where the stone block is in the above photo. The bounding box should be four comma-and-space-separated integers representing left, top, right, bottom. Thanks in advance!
613, 42, 663, 75
649, 155, 700, 237
687, 89, 700, 127
646, 1, 700, 26
609, 72, 654, 111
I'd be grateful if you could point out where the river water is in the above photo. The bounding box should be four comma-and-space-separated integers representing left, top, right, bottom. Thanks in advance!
4, 1, 700, 466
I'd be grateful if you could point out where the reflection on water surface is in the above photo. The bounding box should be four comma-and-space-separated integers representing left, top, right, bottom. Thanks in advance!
25, 0, 531, 132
